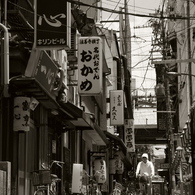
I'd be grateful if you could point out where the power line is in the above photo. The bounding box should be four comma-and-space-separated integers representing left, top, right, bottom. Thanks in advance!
67, 0, 195, 20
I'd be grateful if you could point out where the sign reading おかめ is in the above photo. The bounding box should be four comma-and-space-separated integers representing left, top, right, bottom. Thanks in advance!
78, 37, 103, 95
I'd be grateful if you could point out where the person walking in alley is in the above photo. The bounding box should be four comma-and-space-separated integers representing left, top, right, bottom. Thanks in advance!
135, 153, 154, 195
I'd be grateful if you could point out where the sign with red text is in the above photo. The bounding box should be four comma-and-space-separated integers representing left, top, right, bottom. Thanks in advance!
78, 37, 103, 95
35, 0, 70, 48
110, 90, 124, 125
124, 119, 135, 152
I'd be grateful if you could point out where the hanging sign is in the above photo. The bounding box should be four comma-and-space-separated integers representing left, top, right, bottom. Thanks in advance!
110, 90, 124, 125
35, 0, 70, 49
25, 49, 64, 99
13, 97, 30, 131
124, 119, 135, 152
78, 37, 103, 95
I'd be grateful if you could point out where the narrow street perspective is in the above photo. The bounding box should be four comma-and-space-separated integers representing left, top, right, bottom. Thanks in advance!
0, 0, 194, 195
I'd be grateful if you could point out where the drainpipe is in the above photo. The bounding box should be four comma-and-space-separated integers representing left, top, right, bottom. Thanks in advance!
0, 23, 9, 97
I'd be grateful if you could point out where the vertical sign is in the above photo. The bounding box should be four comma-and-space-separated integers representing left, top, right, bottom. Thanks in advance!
110, 90, 124, 125
13, 97, 30, 131
78, 37, 103, 95
124, 119, 135, 152
35, 0, 69, 49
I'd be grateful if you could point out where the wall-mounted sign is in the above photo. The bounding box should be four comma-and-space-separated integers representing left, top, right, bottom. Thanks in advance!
25, 49, 64, 98
110, 90, 124, 125
35, 0, 71, 49
13, 97, 30, 131
124, 119, 135, 152
71, 164, 83, 194
78, 37, 103, 95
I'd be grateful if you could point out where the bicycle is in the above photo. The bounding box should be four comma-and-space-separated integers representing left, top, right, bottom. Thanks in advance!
32, 160, 64, 195
137, 174, 151, 195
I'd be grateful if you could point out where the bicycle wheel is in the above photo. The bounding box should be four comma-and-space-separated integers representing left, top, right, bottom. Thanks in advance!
34, 187, 54, 195
34, 188, 47, 195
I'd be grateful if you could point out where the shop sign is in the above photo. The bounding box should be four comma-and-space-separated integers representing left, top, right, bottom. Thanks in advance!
35, 0, 70, 49
124, 119, 135, 152
78, 37, 103, 95
71, 164, 83, 194
93, 159, 106, 184
110, 90, 124, 125
13, 97, 30, 131
25, 49, 64, 98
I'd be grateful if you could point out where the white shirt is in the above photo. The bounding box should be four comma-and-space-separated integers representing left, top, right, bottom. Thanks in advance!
136, 160, 154, 177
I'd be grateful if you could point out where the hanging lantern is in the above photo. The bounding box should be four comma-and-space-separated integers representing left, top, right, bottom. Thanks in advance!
13, 97, 30, 131
93, 159, 107, 184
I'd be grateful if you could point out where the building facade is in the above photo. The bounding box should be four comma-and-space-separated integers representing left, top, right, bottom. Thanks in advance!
0, 1, 133, 195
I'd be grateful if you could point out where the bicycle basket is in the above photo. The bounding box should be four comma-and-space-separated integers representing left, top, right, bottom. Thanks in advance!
139, 175, 148, 183
32, 170, 51, 186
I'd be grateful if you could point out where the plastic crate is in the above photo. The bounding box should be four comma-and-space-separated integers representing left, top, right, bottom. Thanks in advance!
32, 170, 51, 186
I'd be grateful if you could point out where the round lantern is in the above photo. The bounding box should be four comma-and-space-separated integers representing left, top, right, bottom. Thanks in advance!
93, 159, 107, 184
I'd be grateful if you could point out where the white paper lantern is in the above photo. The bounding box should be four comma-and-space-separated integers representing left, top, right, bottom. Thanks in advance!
93, 159, 107, 184
13, 97, 30, 131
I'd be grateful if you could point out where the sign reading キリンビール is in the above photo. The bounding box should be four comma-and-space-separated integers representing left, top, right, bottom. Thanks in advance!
35, 0, 70, 48
78, 37, 103, 95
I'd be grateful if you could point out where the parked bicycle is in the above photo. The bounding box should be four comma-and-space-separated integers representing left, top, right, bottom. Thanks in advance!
32, 160, 64, 195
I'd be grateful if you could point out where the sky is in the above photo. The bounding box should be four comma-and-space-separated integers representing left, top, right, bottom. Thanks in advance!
101, 0, 162, 125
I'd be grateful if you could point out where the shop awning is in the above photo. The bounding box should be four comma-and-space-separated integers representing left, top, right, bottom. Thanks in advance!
10, 77, 108, 146
60, 101, 109, 146
104, 131, 133, 169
